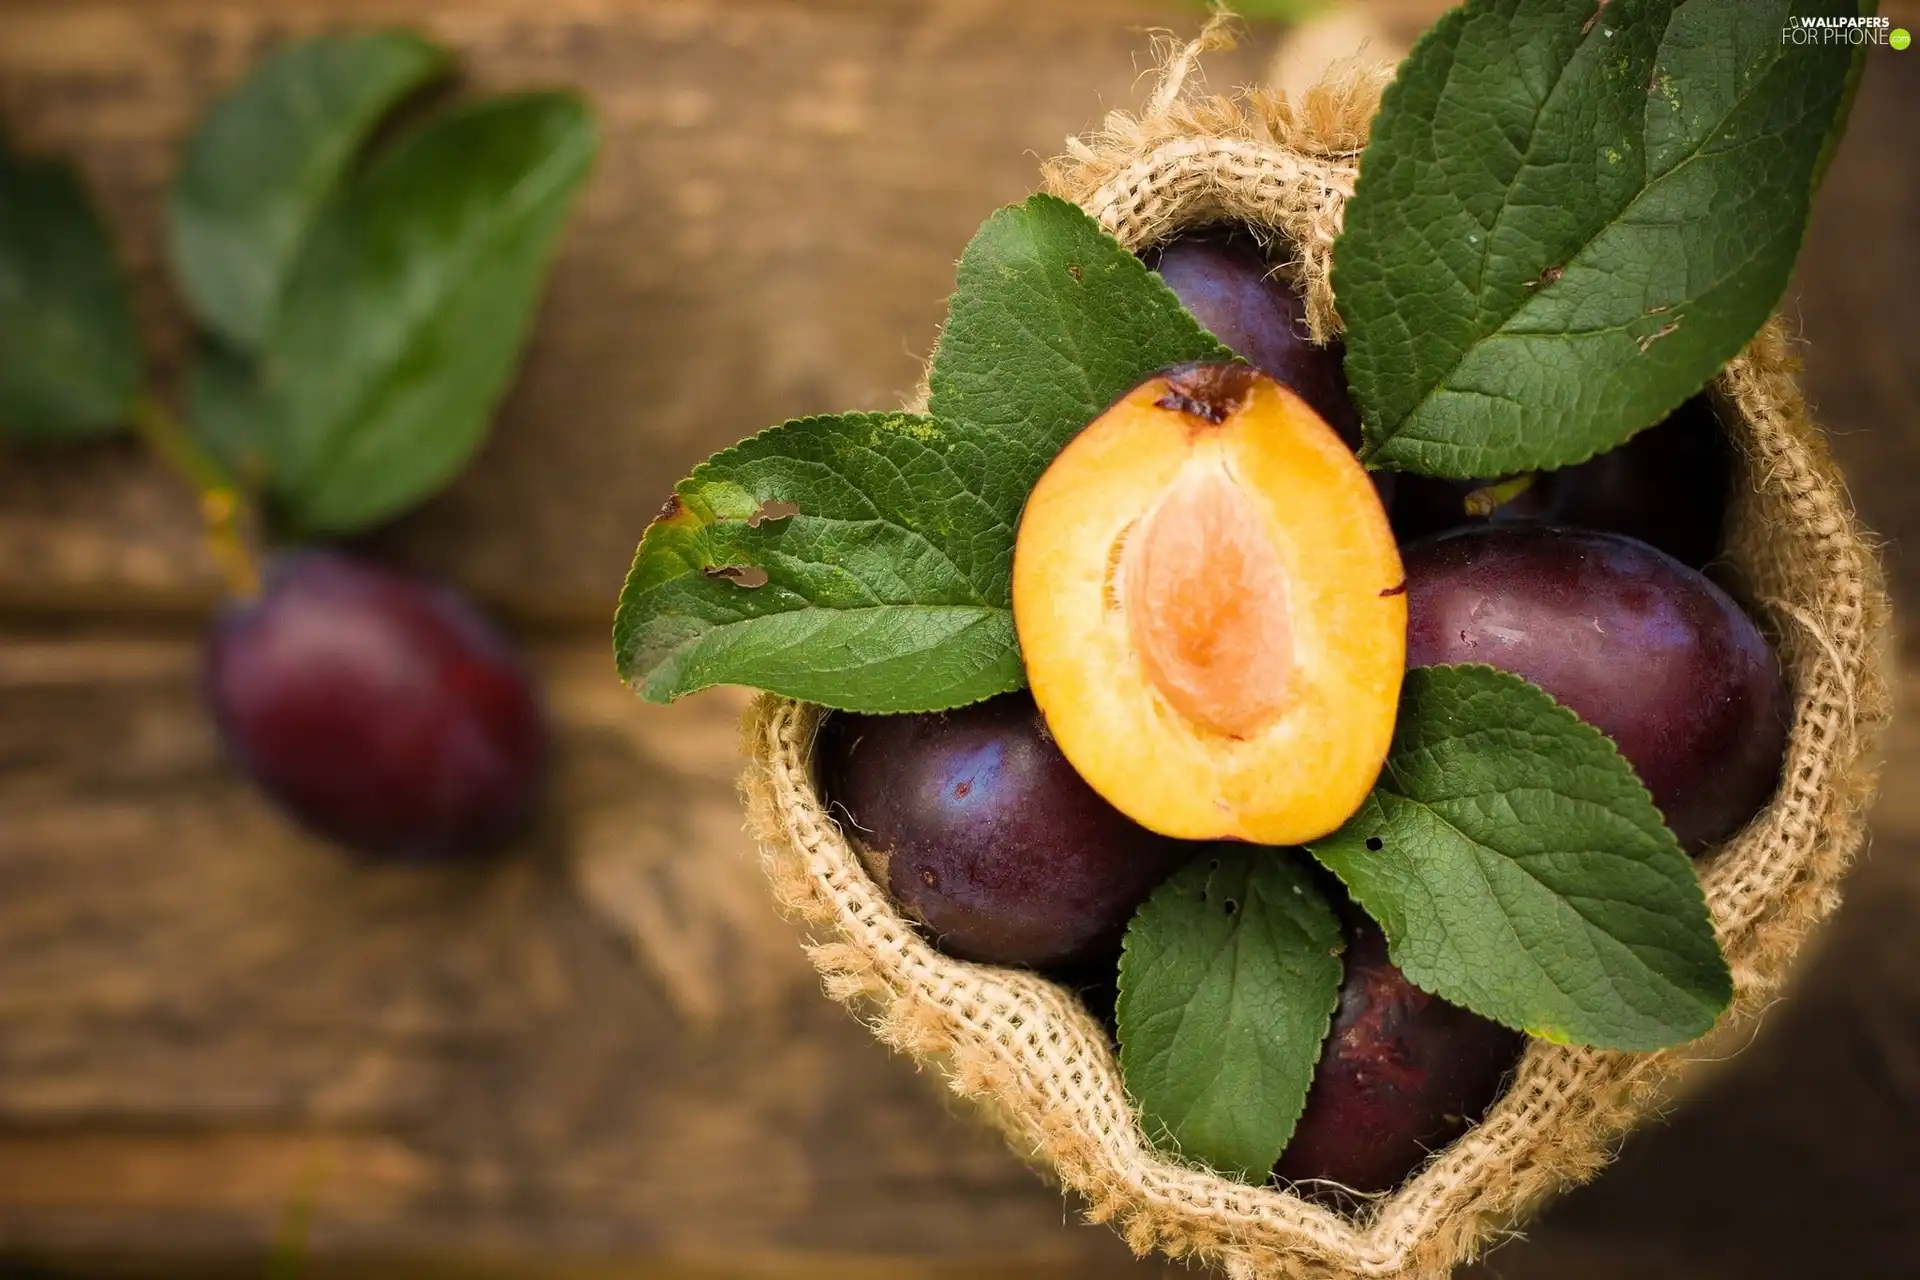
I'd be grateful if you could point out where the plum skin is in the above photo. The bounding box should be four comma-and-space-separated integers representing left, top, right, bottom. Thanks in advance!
205, 551, 549, 860
815, 692, 1192, 968
1145, 230, 1364, 453
1402, 525, 1790, 852
1275, 908, 1523, 1196
1390, 396, 1732, 569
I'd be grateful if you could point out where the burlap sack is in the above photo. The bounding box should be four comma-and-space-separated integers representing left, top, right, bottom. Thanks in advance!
738, 39, 1893, 1280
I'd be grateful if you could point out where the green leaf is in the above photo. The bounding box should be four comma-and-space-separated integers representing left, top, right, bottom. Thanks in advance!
928, 194, 1232, 518
251, 92, 597, 534
1337, 0, 1860, 479
1116, 848, 1343, 1182
1308, 665, 1731, 1051
0, 135, 141, 441
187, 339, 266, 482
613, 412, 1024, 712
167, 29, 452, 352
615, 194, 1230, 710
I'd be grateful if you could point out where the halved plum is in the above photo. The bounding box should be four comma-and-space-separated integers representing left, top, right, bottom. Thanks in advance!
1013, 362, 1404, 844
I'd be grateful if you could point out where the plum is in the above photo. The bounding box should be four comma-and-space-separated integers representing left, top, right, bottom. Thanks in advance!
205, 550, 549, 860
1390, 396, 1732, 569
1046, 948, 1123, 1039
1275, 908, 1523, 1196
1013, 363, 1404, 844
815, 693, 1192, 967
1403, 525, 1790, 852
1146, 230, 1363, 453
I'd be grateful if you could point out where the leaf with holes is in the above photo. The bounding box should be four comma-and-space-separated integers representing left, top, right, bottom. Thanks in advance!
614, 194, 1231, 711
614, 412, 1026, 712
1117, 848, 1344, 1182
1307, 665, 1731, 1051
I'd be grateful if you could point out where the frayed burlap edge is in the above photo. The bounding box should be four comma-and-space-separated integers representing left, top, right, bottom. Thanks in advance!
735, 43, 1893, 1280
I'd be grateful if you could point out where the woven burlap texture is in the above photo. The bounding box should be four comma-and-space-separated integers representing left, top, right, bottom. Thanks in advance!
736, 45, 1893, 1280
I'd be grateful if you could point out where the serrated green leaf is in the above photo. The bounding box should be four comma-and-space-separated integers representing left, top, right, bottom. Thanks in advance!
928, 195, 1233, 515
614, 194, 1230, 711
167, 29, 452, 352
1338, 0, 1858, 479
1308, 665, 1730, 1051
250, 92, 596, 534
1117, 848, 1343, 1183
613, 412, 1024, 711
0, 136, 141, 442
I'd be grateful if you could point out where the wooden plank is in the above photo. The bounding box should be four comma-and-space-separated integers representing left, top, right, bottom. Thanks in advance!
2, 632, 1917, 1273
1, 4, 1916, 1276
1797, 53, 1920, 614
0, 633, 1178, 1272
2, 0, 1907, 625
0, 640, 1914, 1269
1, 1251, 1176, 1280
0, 0, 1282, 623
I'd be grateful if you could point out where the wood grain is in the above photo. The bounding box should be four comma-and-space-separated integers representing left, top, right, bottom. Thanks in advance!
1, 0, 1908, 622
1, 2, 1916, 1276
1797, 52, 1920, 615
2, 642, 1917, 1276
0, 0, 1277, 622
0, 635, 1181, 1273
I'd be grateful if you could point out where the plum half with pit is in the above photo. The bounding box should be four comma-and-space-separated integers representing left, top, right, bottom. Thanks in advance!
1012, 363, 1404, 844
1275, 908, 1523, 1196
205, 550, 549, 860
815, 692, 1192, 968
1403, 525, 1790, 852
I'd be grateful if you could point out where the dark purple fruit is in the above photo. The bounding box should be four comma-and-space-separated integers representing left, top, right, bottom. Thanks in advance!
205, 551, 549, 860
1275, 910, 1523, 1196
816, 692, 1191, 968
1390, 396, 1732, 569
1046, 948, 1123, 1040
1403, 526, 1790, 852
1145, 230, 1363, 453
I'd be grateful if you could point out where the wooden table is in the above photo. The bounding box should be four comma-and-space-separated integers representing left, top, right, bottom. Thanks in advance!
1, 2, 1916, 1275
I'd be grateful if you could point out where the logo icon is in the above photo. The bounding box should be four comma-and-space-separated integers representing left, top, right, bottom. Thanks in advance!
1893, 28, 1912, 50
